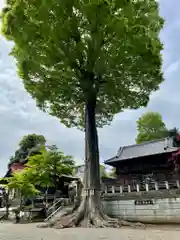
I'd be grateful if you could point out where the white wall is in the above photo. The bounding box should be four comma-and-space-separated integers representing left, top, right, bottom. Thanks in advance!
103, 198, 180, 223
74, 165, 85, 182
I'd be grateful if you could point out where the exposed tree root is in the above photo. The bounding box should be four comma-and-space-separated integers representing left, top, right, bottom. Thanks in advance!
37, 192, 145, 229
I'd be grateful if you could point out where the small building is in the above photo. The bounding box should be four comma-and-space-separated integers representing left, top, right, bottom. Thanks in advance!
74, 165, 85, 182
104, 137, 180, 185
3, 162, 26, 178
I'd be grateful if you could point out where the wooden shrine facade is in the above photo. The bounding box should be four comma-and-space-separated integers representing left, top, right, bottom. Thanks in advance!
104, 137, 180, 186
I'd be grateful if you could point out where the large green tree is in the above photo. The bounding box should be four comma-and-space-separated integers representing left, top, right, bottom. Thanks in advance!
26, 146, 75, 188
136, 112, 168, 144
2, 0, 164, 228
9, 134, 46, 166
6, 146, 75, 215
25, 146, 75, 213
7, 171, 40, 211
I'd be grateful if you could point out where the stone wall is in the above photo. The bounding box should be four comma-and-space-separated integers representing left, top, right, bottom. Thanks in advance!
102, 180, 180, 223
103, 196, 180, 223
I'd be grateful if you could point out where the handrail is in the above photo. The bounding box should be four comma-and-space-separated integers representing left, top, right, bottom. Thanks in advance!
44, 205, 63, 222
47, 198, 63, 215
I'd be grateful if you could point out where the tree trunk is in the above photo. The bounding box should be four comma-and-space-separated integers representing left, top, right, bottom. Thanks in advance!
18, 193, 23, 222
45, 187, 48, 217
43, 99, 120, 228
4, 190, 9, 220
53, 159, 57, 205
20, 192, 23, 211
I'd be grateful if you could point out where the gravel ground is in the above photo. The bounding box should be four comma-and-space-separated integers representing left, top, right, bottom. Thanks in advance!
0, 222, 180, 240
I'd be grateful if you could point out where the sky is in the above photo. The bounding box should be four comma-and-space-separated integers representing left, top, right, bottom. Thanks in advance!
0, 0, 180, 177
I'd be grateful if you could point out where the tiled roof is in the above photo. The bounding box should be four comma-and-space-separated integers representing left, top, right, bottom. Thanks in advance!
10, 163, 25, 173
105, 138, 178, 165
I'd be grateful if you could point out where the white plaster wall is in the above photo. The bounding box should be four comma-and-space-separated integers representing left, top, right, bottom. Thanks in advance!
74, 165, 85, 182
103, 198, 180, 223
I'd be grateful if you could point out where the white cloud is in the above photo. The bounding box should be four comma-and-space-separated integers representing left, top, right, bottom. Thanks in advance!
164, 60, 180, 75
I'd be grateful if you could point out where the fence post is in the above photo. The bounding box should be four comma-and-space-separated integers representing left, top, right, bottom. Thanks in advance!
145, 183, 149, 191
104, 186, 107, 194
120, 186, 123, 193
112, 186, 115, 194
136, 184, 140, 192
155, 182, 159, 191
128, 185, 131, 193
165, 181, 169, 190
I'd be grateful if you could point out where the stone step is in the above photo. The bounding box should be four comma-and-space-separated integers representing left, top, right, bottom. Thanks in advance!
108, 219, 118, 223
108, 219, 119, 226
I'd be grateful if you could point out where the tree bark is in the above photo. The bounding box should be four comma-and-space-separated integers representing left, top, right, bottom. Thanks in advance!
53, 156, 57, 205
40, 99, 120, 228
45, 187, 49, 217
4, 190, 9, 220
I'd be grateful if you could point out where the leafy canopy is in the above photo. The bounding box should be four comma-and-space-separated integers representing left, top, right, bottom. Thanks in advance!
136, 111, 168, 144
9, 134, 46, 166
25, 147, 75, 188
100, 165, 108, 178
19, 134, 46, 150
7, 171, 40, 199
2, 0, 164, 128
7, 146, 75, 200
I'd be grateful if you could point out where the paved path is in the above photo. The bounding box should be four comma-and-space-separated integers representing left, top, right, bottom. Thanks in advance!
1, 222, 180, 240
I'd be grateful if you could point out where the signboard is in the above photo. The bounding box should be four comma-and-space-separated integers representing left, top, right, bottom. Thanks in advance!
134, 200, 154, 205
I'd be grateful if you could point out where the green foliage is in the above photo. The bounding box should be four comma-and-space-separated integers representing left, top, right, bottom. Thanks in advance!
25, 147, 75, 188
19, 134, 46, 150
136, 112, 168, 144
9, 134, 46, 166
108, 168, 116, 178
168, 128, 179, 137
7, 171, 40, 200
2, 0, 164, 128
7, 146, 75, 201
100, 165, 108, 178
